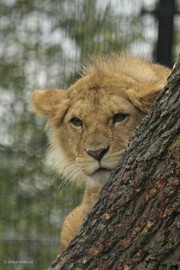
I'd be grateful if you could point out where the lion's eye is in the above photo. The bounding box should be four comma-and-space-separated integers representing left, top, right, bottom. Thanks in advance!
70, 117, 83, 127
113, 113, 128, 124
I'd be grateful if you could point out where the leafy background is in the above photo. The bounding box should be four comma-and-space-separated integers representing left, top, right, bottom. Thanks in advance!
0, 0, 179, 269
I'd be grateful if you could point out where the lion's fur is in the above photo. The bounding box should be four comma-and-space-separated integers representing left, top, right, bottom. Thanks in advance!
32, 53, 171, 253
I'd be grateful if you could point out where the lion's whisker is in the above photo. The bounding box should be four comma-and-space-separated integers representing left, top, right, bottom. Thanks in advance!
58, 177, 71, 190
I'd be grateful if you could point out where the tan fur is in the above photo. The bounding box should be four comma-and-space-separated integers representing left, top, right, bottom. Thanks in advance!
32, 53, 171, 253
60, 187, 100, 252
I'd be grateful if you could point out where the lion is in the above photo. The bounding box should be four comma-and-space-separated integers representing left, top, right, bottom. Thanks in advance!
32, 53, 171, 253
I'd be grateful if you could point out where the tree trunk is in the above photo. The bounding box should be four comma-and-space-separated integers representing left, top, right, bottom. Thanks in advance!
49, 57, 180, 270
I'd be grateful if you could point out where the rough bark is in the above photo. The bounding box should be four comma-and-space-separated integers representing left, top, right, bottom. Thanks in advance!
49, 57, 180, 270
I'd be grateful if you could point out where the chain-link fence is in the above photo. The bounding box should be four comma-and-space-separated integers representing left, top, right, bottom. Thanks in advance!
0, 0, 179, 269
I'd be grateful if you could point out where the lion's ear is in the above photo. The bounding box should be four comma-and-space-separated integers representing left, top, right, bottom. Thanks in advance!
32, 89, 69, 118
127, 81, 166, 113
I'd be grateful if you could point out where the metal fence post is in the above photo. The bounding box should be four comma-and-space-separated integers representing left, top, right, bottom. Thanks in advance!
156, 0, 175, 67
141, 0, 179, 68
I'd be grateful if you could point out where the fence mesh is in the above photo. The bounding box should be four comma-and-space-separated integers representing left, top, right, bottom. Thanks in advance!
0, 0, 179, 269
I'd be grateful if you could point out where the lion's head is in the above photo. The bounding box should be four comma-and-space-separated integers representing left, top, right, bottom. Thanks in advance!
32, 53, 170, 187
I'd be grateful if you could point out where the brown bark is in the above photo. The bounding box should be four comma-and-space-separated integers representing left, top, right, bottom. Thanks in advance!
49, 57, 180, 270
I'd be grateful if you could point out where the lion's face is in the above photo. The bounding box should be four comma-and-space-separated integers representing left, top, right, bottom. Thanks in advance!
32, 54, 170, 187
53, 76, 145, 186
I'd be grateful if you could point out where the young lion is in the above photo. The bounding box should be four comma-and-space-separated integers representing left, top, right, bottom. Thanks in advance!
32, 53, 170, 253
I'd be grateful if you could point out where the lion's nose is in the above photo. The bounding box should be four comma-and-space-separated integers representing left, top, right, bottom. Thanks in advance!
87, 146, 109, 161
